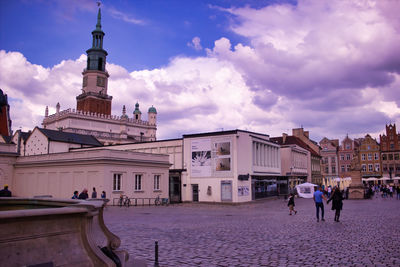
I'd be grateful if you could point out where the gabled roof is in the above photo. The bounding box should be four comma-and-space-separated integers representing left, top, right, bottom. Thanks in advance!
270, 135, 320, 157
1, 135, 12, 143
37, 128, 103, 147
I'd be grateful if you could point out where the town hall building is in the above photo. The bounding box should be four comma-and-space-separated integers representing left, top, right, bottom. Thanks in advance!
42, 8, 157, 145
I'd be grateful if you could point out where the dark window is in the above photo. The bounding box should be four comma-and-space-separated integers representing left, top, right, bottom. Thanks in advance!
98, 57, 103, 71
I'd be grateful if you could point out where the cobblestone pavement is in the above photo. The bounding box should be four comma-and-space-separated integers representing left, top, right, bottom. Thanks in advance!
104, 196, 400, 267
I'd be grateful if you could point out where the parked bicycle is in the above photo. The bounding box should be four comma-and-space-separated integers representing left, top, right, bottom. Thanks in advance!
118, 195, 131, 207
154, 194, 169, 206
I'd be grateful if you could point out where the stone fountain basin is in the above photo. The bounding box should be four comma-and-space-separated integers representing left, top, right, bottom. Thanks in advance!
0, 197, 130, 267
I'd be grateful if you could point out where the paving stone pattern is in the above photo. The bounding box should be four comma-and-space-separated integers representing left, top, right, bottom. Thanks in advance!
104, 197, 400, 267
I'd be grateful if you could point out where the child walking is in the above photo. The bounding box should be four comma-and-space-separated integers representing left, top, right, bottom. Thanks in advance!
287, 193, 297, 215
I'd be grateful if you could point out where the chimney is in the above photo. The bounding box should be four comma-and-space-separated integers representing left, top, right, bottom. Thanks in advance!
282, 133, 288, 144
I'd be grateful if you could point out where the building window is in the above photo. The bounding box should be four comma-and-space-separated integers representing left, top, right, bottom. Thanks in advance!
374, 153, 379, 160
331, 166, 336, 173
367, 145, 371, 150
368, 164, 373, 172
396, 164, 400, 171
383, 165, 387, 172
113, 173, 122, 191
389, 154, 393, 160
390, 143, 395, 150
331, 157, 336, 164
154, 175, 160, 190
341, 165, 345, 172
375, 164, 380, 172
382, 154, 387, 161
340, 155, 344, 161
345, 143, 351, 149
346, 154, 351, 160
395, 153, 399, 160
368, 153, 372, 161
361, 164, 366, 172
362, 154, 366, 161
325, 166, 329, 173
346, 164, 351, 171
135, 174, 142, 191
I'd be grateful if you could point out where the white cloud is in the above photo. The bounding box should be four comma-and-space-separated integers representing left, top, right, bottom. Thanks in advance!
1, 0, 400, 141
187, 37, 203, 51
108, 7, 145, 25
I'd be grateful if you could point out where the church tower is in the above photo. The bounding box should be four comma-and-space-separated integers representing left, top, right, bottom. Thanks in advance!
76, 7, 112, 115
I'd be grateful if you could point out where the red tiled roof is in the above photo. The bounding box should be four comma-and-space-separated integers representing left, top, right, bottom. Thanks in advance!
270, 136, 320, 157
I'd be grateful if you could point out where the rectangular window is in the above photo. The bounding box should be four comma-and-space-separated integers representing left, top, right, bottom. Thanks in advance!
368, 164, 373, 171
325, 166, 329, 173
382, 154, 387, 160
362, 154, 366, 161
346, 164, 351, 171
331, 157, 336, 164
345, 143, 351, 149
135, 174, 142, 191
341, 165, 345, 172
375, 164, 380, 172
389, 154, 393, 160
368, 154, 372, 160
346, 154, 351, 160
361, 164, 366, 172
374, 153, 379, 160
395, 153, 399, 160
383, 165, 387, 171
340, 155, 344, 161
331, 166, 336, 173
154, 175, 160, 190
113, 173, 122, 191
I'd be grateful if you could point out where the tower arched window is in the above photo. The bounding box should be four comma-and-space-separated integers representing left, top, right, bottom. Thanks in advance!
98, 58, 103, 71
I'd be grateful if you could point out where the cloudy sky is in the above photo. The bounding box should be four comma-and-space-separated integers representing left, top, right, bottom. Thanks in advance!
1, 0, 399, 142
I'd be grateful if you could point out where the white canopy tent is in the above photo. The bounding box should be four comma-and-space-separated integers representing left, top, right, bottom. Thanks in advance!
296, 182, 318, 198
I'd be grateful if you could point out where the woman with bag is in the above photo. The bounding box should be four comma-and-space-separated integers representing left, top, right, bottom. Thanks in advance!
327, 187, 344, 222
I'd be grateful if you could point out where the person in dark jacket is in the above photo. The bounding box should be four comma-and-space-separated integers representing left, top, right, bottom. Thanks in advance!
0, 184, 12, 197
327, 187, 344, 222
78, 188, 89, 200
287, 193, 297, 215
71, 190, 79, 199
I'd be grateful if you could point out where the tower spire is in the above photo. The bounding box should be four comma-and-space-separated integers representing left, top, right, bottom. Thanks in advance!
96, 5, 102, 30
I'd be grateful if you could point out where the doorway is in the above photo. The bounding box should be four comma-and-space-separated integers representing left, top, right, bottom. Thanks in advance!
192, 184, 199, 202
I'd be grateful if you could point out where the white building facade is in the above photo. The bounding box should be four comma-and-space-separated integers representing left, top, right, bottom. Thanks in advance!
12, 149, 170, 201
182, 130, 281, 203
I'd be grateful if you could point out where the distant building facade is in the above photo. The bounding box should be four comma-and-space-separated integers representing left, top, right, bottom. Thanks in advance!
320, 137, 339, 182
42, 8, 157, 145
379, 124, 400, 178
291, 128, 322, 184
358, 134, 381, 178
338, 135, 359, 178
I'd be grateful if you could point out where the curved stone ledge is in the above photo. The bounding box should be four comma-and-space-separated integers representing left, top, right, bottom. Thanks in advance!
0, 197, 132, 266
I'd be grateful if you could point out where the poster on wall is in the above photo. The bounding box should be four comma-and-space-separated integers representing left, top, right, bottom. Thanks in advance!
191, 139, 211, 177
238, 186, 250, 197
213, 141, 231, 172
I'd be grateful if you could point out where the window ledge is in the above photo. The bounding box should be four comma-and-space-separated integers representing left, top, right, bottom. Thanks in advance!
153, 190, 162, 192
134, 190, 144, 193
112, 190, 123, 193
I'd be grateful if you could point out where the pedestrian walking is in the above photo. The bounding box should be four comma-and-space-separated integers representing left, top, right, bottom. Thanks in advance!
327, 186, 332, 198
78, 188, 89, 199
101, 191, 106, 199
313, 186, 326, 222
327, 187, 344, 222
287, 193, 297, 215
0, 184, 12, 197
91, 187, 97, 198
71, 190, 79, 199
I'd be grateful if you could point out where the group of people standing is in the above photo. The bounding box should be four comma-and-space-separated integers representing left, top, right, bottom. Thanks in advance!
287, 186, 344, 222
72, 187, 106, 200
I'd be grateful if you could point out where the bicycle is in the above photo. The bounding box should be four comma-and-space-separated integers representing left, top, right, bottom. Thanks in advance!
155, 194, 169, 206
118, 195, 131, 207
